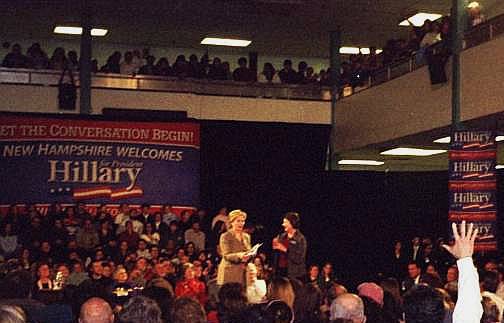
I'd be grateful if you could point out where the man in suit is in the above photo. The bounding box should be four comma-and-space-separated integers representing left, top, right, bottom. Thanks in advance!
402, 261, 423, 293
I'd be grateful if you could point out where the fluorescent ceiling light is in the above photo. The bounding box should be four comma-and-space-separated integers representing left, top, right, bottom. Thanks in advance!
91, 28, 108, 36
496, 135, 504, 142
380, 147, 447, 156
360, 48, 370, 55
201, 37, 251, 47
399, 13, 443, 27
340, 47, 360, 54
375, 49, 383, 54
54, 26, 108, 36
338, 160, 384, 166
434, 136, 451, 143
496, 165, 504, 169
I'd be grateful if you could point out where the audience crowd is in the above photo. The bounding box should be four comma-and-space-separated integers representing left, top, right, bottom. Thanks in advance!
4, 12, 486, 90
0, 202, 497, 323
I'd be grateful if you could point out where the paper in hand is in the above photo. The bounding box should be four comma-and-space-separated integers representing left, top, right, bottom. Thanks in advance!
244, 243, 263, 258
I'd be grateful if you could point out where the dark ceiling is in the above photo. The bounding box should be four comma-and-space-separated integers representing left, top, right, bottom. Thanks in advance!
1, 0, 501, 58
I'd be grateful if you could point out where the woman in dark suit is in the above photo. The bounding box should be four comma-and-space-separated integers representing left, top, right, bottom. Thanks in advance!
217, 209, 251, 286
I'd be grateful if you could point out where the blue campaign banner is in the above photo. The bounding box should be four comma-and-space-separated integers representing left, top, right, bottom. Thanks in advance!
0, 115, 200, 207
448, 130, 497, 251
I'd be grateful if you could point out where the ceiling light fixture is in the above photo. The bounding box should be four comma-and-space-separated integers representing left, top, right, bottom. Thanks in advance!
340, 47, 383, 55
496, 135, 504, 142
380, 147, 447, 156
338, 160, 385, 166
201, 37, 251, 47
54, 26, 108, 36
339, 47, 360, 54
496, 165, 504, 169
399, 13, 443, 27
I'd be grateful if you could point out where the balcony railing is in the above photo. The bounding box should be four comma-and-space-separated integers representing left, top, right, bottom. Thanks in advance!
1, 14, 503, 102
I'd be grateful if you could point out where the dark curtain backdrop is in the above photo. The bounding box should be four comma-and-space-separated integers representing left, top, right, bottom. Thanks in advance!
200, 120, 503, 287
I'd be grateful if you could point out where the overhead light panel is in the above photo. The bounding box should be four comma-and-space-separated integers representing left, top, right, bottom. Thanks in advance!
496, 165, 504, 169
201, 37, 251, 47
399, 13, 443, 27
340, 47, 382, 55
434, 136, 451, 144
496, 135, 504, 142
380, 147, 447, 156
54, 26, 108, 36
338, 160, 385, 166
339, 47, 360, 54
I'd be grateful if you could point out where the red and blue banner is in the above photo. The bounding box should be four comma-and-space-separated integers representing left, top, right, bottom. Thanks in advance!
448, 130, 497, 251
0, 115, 200, 213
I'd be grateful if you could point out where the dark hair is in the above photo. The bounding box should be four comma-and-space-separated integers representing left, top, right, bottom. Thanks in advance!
142, 286, 174, 323
481, 270, 499, 293
119, 296, 162, 323
283, 212, 300, 229
171, 297, 206, 323
403, 285, 445, 323
218, 283, 248, 322
294, 283, 322, 323
265, 300, 293, 323
238, 57, 247, 65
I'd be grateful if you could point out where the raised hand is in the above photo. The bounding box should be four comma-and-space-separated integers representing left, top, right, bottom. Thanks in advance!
442, 221, 478, 259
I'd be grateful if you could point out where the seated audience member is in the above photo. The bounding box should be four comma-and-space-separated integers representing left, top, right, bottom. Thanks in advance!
480, 270, 504, 321
172, 55, 191, 78
304, 264, 320, 287
119, 296, 162, 323
185, 221, 205, 252
467, 2, 485, 28
120, 51, 137, 75
357, 282, 384, 308
420, 21, 441, 48
26, 43, 49, 69
154, 57, 172, 76
2, 43, 29, 68
402, 261, 423, 292
208, 57, 227, 80
217, 282, 248, 323
296, 61, 308, 83
246, 263, 267, 303
78, 297, 113, 323
211, 207, 229, 230
319, 262, 337, 292
278, 59, 298, 84
258, 62, 280, 83
175, 263, 207, 305
264, 300, 295, 323
330, 293, 366, 323
34, 263, 54, 293
143, 286, 174, 323
0, 223, 18, 259
49, 47, 67, 70
403, 285, 445, 323
232, 57, 255, 82
0, 305, 27, 323
481, 296, 500, 323
138, 55, 156, 75
268, 276, 295, 310
295, 282, 323, 323
67, 50, 79, 71
171, 297, 206, 323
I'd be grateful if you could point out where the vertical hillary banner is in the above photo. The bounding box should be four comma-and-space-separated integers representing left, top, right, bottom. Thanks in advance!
0, 115, 199, 213
448, 130, 497, 251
